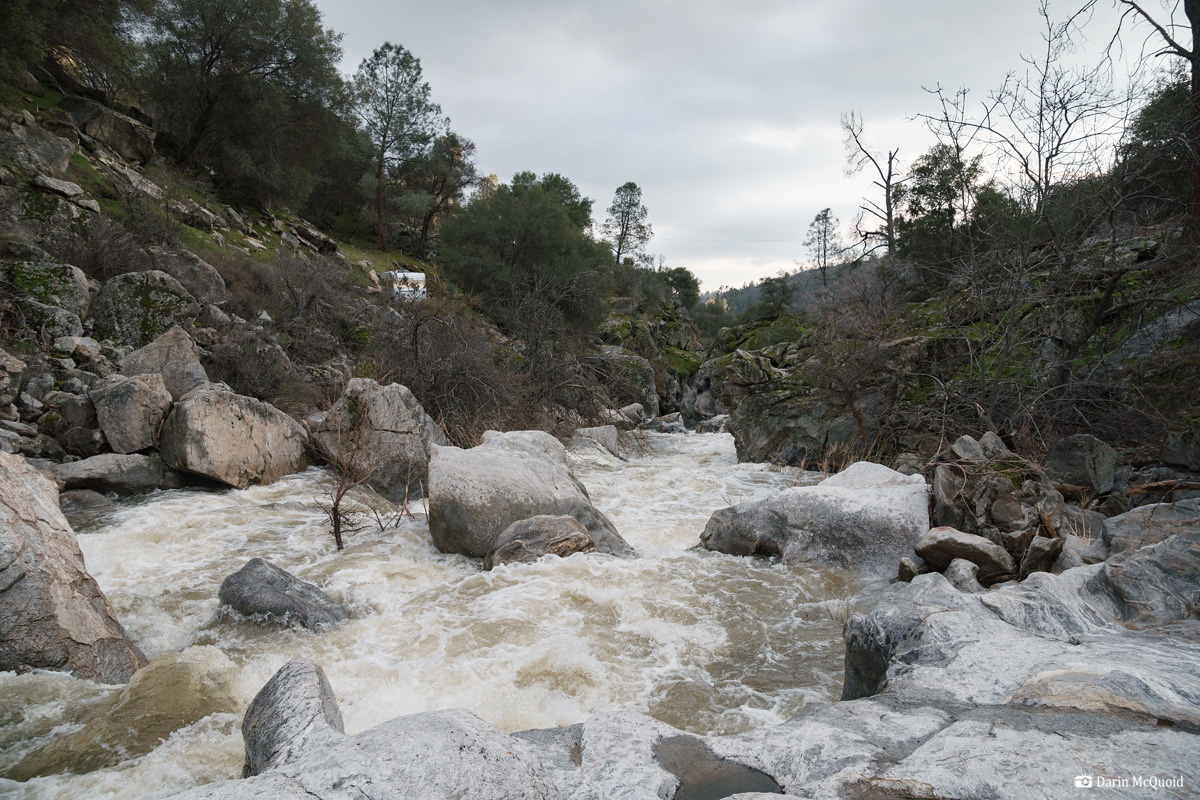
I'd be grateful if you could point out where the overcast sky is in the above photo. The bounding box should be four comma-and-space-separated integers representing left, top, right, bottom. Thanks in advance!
313, 0, 1146, 290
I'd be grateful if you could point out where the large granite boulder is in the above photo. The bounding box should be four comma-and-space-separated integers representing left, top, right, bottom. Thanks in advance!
90, 373, 172, 453
60, 97, 155, 164
218, 559, 348, 631
18, 296, 83, 338
90, 271, 201, 348
160, 388, 308, 489
428, 430, 633, 559
483, 515, 597, 570
0, 118, 74, 175
119, 325, 209, 401
700, 461, 929, 579
3, 261, 90, 316
0, 451, 146, 683
51, 452, 186, 494
148, 246, 226, 305
311, 379, 445, 502
1087, 530, 1200, 626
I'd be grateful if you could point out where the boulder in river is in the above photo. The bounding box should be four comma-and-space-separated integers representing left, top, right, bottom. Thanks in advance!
483, 515, 597, 570
0, 450, 146, 683
218, 558, 348, 631
51, 452, 186, 494
160, 387, 308, 488
428, 430, 634, 559
5, 646, 242, 780
700, 461, 929, 580
310, 378, 445, 502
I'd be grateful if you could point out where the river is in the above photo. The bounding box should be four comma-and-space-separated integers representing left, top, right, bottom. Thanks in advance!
0, 432, 859, 799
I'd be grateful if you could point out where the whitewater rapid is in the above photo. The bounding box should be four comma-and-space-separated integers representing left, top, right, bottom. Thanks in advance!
0, 432, 859, 799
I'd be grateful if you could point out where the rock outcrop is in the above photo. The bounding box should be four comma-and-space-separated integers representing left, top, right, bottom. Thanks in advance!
218, 559, 348, 631
310, 379, 444, 502
483, 515, 597, 570
160, 388, 308, 488
0, 450, 146, 683
428, 430, 634, 559
700, 461, 929, 579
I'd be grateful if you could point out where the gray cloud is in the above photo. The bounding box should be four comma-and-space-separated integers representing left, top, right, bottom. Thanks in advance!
316, 0, 1134, 288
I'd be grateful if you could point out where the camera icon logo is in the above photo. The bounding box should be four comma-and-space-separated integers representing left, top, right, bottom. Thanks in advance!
1075, 776, 1094, 788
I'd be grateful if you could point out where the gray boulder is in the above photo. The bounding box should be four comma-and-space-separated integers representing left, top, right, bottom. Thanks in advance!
91, 373, 172, 453
4, 261, 90, 316
943, 558, 984, 593
240, 658, 344, 777
148, 246, 227, 305
695, 413, 732, 433
428, 430, 633, 559
311, 379, 444, 502
915, 526, 1017, 585
1088, 531, 1200, 626
484, 515, 597, 570
51, 452, 186, 494
219, 559, 347, 631
1019, 535, 1064, 579
700, 461, 929, 579
90, 271, 201, 348
598, 345, 659, 418
120, 325, 210, 401
573, 424, 619, 456
0, 119, 74, 175
1102, 499, 1200, 556
58, 488, 116, 529
160, 388, 308, 489
0, 451, 146, 683
1045, 433, 1120, 494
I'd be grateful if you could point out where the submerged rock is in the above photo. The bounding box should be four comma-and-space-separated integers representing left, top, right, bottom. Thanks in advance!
484, 515, 597, 570
4, 646, 242, 780
0, 451, 146, 683
428, 430, 634, 560
218, 559, 348, 631
700, 461, 929, 579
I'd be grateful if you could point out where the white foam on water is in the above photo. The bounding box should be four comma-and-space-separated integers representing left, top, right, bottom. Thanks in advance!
0, 432, 856, 799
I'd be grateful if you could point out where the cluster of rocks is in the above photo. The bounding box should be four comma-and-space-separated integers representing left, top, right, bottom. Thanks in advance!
169, 459, 1200, 799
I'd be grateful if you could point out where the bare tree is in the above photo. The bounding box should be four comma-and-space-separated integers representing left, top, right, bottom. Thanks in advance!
842, 110, 903, 253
